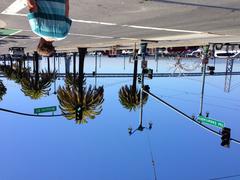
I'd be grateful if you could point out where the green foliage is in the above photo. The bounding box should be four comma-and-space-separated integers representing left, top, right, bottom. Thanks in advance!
20, 71, 56, 99
0, 80, 7, 101
119, 85, 148, 111
57, 85, 104, 124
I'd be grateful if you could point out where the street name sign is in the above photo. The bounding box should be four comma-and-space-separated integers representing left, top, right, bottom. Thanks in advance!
198, 115, 224, 128
34, 106, 57, 114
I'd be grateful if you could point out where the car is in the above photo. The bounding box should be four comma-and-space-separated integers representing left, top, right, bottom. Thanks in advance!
186, 48, 203, 57
121, 50, 133, 56
214, 50, 240, 59
9, 47, 25, 60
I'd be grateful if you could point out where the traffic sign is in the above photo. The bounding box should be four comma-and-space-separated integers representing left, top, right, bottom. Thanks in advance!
198, 115, 224, 128
34, 106, 57, 114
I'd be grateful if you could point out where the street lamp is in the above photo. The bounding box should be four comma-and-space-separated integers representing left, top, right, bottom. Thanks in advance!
128, 42, 152, 136
128, 122, 153, 135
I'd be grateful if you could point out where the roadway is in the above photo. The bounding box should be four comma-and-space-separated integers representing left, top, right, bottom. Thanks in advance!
1, 0, 240, 53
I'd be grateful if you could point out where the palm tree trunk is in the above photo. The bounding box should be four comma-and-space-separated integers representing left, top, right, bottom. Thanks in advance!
78, 48, 87, 120
18, 60, 22, 77
47, 57, 50, 73
132, 44, 138, 91
73, 52, 76, 80
10, 56, 13, 69
34, 52, 39, 88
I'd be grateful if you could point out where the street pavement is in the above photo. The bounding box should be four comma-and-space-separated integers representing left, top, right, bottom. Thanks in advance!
1, 0, 240, 53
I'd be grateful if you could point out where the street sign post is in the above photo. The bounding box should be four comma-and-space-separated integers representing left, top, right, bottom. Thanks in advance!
198, 115, 224, 128
34, 106, 57, 114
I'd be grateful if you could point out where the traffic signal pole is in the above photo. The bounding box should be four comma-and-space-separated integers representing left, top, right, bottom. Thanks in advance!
199, 45, 209, 116
142, 89, 240, 146
199, 63, 206, 116
139, 43, 147, 129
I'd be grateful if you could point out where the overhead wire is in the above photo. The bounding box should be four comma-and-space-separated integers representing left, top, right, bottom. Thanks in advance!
158, 95, 240, 112
145, 129, 157, 180
143, 89, 240, 145
0, 108, 73, 117
156, 87, 240, 104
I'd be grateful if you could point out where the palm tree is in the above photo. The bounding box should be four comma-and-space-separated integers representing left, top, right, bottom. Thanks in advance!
119, 85, 148, 111
57, 85, 104, 124
119, 48, 148, 111
64, 74, 86, 88
0, 57, 56, 100
0, 64, 28, 83
20, 71, 56, 99
58, 48, 104, 124
0, 80, 7, 101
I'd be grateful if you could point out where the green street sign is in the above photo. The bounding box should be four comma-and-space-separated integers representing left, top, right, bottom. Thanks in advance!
198, 115, 224, 128
34, 106, 57, 114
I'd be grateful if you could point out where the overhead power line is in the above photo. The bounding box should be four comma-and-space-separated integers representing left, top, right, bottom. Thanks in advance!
142, 89, 240, 145
0, 108, 72, 117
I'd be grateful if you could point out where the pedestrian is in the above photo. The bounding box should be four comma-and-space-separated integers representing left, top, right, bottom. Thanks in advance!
27, 0, 72, 56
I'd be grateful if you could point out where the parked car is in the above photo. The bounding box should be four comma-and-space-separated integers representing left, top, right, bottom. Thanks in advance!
9, 47, 25, 60
186, 48, 203, 57
214, 50, 240, 59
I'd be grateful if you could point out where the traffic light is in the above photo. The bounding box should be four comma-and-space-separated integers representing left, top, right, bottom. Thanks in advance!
221, 127, 231, 147
128, 127, 133, 135
138, 74, 142, 84
75, 106, 82, 121
142, 68, 148, 74
207, 66, 215, 75
143, 85, 150, 92
140, 42, 148, 55
148, 69, 153, 79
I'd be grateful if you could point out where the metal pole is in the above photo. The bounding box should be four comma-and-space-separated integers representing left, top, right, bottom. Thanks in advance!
199, 45, 209, 115
58, 55, 60, 73
99, 54, 102, 68
199, 63, 206, 115
53, 55, 56, 72
123, 54, 126, 70
95, 51, 97, 75
139, 68, 144, 128
139, 42, 147, 128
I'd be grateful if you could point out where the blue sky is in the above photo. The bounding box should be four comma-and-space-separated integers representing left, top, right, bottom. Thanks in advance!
0, 56, 240, 180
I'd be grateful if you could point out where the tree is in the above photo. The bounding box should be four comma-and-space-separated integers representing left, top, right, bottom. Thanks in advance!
20, 71, 56, 99
119, 85, 148, 111
57, 85, 104, 124
0, 80, 7, 101
64, 74, 86, 88
119, 49, 148, 111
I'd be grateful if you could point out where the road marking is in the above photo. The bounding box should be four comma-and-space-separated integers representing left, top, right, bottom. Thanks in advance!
1, 0, 205, 35
1, 0, 26, 15
71, 18, 117, 26
0, 28, 22, 40
122, 25, 203, 34
21, 30, 138, 40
